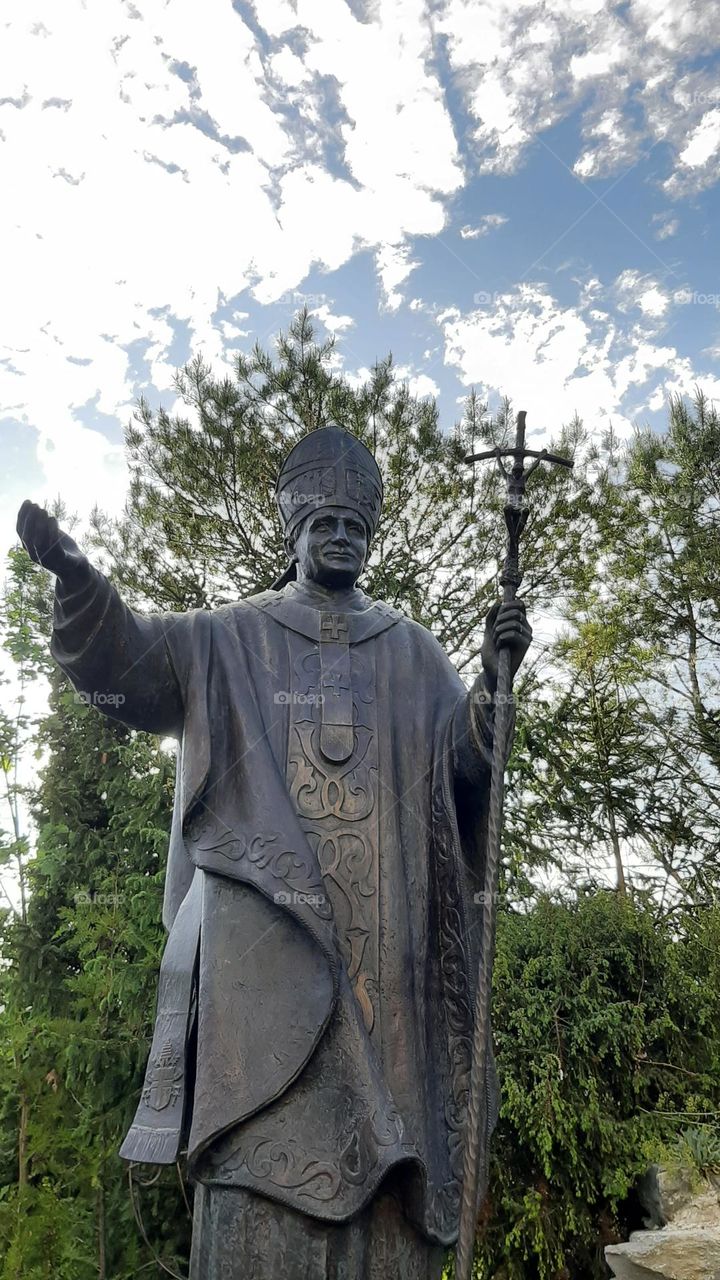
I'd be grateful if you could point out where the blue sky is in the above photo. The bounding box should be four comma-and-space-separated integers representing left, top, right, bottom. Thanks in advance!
2, 0, 720, 554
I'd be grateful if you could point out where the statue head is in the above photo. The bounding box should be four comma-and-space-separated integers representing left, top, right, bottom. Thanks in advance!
275, 426, 383, 589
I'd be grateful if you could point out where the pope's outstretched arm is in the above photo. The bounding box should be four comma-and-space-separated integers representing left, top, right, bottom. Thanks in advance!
17, 500, 184, 738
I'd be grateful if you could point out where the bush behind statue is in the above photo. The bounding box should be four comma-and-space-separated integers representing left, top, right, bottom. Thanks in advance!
468, 891, 720, 1280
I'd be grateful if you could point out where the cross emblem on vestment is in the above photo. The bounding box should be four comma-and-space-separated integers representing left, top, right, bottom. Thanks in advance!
317, 611, 353, 762
321, 668, 349, 698
320, 613, 349, 642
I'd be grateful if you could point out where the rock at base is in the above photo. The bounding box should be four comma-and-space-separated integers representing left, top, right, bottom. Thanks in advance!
639, 1166, 720, 1231
605, 1227, 720, 1279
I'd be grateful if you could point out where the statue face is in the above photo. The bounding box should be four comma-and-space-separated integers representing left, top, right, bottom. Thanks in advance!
291, 506, 368, 588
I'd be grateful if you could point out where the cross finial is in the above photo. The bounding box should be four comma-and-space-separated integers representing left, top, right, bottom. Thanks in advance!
465, 409, 573, 594
465, 409, 572, 495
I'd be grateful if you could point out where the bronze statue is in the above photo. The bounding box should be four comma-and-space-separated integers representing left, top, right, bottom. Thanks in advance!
17, 425, 531, 1279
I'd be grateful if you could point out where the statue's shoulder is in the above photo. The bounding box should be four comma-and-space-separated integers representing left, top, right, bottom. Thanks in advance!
363, 598, 446, 649
204, 593, 281, 636
360, 594, 406, 622
212, 591, 280, 616
243, 589, 282, 610
368, 598, 428, 633
213, 592, 422, 635
377, 605, 457, 665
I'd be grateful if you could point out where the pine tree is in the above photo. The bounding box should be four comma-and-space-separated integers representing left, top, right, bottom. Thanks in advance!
0, 551, 190, 1277
507, 407, 720, 906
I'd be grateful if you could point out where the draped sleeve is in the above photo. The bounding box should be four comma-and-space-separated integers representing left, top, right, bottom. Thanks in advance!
51, 564, 186, 738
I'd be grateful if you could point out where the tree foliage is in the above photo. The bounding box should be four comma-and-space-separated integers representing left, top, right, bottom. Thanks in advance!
508, 398, 720, 905
0, 559, 188, 1277
474, 892, 720, 1280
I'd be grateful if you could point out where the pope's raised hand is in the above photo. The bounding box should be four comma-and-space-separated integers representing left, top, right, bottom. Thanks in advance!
16, 500, 89, 585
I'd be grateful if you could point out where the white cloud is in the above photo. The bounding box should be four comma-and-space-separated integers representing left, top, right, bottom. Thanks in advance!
570, 41, 626, 82
393, 365, 441, 399
614, 270, 670, 319
437, 0, 720, 190
676, 107, 720, 168
438, 281, 720, 441
267, 47, 309, 88
573, 109, 636, 178
653, 215, 679, 240
309, 304, 355, 335
460, 214, 508, 238
376, 243, 421, 311
637, 288, 670, 318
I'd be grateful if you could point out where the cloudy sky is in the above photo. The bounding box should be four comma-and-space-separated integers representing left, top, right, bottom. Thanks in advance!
2, 0, 720, 556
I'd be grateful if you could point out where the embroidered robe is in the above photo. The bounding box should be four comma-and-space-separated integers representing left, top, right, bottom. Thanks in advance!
51, 571, 501, 1247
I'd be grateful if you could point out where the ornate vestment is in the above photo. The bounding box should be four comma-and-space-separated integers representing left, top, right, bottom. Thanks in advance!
52, 573, 500, 1247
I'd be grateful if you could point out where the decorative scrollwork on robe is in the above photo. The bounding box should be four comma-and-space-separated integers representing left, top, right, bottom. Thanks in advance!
186, 814, 332, 923
287, 637, 380, 1039
207, 1110, 404, 1203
